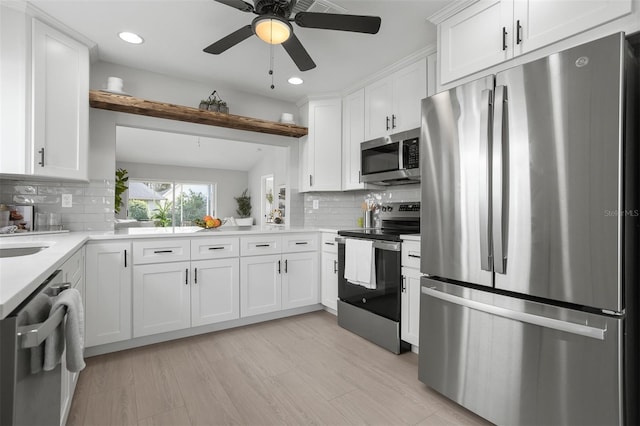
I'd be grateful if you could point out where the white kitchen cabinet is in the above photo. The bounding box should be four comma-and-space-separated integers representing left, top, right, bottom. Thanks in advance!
59, 246, 84, 426
438, 0, 632, 84
31, 18, 89, 180
240, 234, 319, 317
240, 254, 282, 317
299, 97, 342, 192
191, 258, 240, 326
342, 89, 366, 190
133, 261, 191, 337
401, 239, 421, 348
320, 232, 338, 311
364, 58, 427, 140
282, 251, 319, 309
85, 241, 132, 347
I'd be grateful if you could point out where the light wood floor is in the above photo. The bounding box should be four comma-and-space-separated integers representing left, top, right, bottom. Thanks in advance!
68, 311, 490, 426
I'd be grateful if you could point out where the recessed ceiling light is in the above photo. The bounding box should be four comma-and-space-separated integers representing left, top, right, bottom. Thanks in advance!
118, 31, 144, 44
288, 77, 303, 85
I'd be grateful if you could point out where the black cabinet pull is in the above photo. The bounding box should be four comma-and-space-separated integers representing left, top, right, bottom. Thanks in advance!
154, 250, 173, 254
208, 246, 225, 250
392, 114, 397, 129
284, 259, 288, 273
295, 242, 308, 245
333, 260, 338, 274
124, 249, 127, 268
386, 116, 390, 131
401, 276, 406, 292
324, 242, 335, 246
502, 27, 508, 51
516, 20, 522, 44
185, 268, 189, 285
256, 244, 270, 248
194, 268, 198, 284
277, 260, 281, 274
408, 254, 421, 259
38, 148, 45, 167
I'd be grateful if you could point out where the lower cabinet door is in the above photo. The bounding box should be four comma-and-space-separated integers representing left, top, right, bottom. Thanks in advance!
191, 258, 240, 326
133, 261, 191, 337
321, 250, 338, 311
401, 267, 422, 347
240, 255, 281, 317
283, 252, 319, 309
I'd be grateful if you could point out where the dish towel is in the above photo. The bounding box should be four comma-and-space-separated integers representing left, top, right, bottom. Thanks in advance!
18, 293, 52, 374
44, 288, 86, 372
344, 239, 377, 289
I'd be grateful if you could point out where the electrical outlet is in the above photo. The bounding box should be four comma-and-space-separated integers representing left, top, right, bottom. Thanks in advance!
61, 194, 73, 208
313, 200, 319, 209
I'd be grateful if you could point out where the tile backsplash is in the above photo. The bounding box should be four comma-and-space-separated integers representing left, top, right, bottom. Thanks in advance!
303, 186, 421, 229
0, 179, 115, 231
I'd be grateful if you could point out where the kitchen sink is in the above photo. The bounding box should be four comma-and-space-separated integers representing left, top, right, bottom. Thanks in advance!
0, 243, 50, 258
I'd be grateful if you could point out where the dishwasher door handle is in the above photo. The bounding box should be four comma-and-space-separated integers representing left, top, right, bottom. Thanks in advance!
17, 305, 66, 349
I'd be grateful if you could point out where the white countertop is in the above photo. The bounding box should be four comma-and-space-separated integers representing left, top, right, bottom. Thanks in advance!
401, 234, 421, 242
0, 226, 321, 319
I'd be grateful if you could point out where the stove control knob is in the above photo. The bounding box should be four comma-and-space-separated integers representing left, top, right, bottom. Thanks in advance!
387, 206, 393, 212
381, 206, 387, 212
362, 298, 367, 303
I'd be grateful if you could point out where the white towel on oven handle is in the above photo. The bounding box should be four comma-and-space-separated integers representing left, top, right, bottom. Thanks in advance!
344, 239, 377, 289
43, 288, 85, 372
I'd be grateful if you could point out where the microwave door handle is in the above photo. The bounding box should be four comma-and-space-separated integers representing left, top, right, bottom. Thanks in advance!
492, 85, 508, 275
398, 140, 404, 170
479, 89, 493, 272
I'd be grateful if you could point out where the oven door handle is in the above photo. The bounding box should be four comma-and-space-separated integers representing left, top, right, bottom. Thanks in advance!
335, 236, 401, 252
17, 305, 67, 349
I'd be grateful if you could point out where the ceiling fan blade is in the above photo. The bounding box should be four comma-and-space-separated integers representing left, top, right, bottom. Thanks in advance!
203, 25, 254, 54
294, 12, 381, 34
282, 33, 316, 71
213, 0, 254, 12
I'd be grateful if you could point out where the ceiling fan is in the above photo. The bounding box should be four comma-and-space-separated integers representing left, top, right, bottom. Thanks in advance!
204, 0, 382, 71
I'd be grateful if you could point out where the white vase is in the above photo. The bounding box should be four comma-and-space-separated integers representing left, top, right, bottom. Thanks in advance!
236, 217, 253, 226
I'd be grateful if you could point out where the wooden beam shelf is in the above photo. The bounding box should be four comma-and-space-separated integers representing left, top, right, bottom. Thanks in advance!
88, 90, 308, 138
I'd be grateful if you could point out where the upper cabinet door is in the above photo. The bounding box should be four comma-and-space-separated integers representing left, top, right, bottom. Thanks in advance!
391, 58, 427, 134
439, 0, 513, 84
32, 19, 89, 180
342, 88, 366, 190
513, 0, 632, 56
364, 76, 393, 140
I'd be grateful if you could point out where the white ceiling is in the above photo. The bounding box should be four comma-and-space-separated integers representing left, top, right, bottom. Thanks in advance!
116, 126, 283, 171
29, 0, 449, 103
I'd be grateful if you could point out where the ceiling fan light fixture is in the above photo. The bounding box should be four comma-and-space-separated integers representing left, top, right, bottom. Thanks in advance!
253, 16, 291, 45
118, 31, 144, 44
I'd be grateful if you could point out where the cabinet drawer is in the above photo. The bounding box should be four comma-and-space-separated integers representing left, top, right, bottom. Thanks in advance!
191, 237, 239, 260
240, 236, 282, 256
402, 240, 421, 269
63, 248, 84, 288
282, 233, 318, 253
321, 233, 338, 254
133, 239, 190, 264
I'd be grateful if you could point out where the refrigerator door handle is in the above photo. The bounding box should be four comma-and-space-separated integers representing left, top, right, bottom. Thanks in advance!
479, 89, 493, 272
421, 286, 606, 340
492, 85, 508, 274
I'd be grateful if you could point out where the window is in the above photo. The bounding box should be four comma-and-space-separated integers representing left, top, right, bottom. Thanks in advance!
127, 180, 216, 227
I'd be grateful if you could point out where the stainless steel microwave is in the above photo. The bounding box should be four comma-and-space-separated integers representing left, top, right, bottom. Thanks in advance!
360, 128, 420, 185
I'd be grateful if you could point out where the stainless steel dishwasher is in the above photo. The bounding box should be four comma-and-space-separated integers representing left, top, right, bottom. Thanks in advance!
0, 270, 69, 426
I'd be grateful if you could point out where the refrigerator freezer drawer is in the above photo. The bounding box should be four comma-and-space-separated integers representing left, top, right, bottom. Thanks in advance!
418, 278, 623, 426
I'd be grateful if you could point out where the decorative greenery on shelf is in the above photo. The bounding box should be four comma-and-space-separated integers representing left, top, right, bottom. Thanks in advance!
265, 189, 273, 205
234, 189, 252, 218
115, 168, 128, 214
198, 90, 229, 113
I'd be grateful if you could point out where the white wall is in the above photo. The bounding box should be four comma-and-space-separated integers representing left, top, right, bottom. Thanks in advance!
117, 161, 247, 219
247, 147, 288, 225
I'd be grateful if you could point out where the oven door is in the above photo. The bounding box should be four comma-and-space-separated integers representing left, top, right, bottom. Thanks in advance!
337, 237, 402, 321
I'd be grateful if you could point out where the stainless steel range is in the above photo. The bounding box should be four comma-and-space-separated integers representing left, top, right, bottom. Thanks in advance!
336, 202, 420, 353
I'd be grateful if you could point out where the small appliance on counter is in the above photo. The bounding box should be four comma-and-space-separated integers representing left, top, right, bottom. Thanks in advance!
7, 205, 34, 232
336, 201, 420, 353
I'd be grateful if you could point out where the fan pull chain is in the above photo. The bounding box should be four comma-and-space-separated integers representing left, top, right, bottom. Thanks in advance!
269, 22, 275, 90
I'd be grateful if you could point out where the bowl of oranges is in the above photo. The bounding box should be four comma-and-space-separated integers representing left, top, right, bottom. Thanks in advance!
194, 215, 224, 229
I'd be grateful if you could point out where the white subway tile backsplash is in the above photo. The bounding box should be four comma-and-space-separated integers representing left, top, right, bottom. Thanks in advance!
0, 178, 115, 231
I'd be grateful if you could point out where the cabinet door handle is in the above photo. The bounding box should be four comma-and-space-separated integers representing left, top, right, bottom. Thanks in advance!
295, 242, 308, 245
185, 268, 189, 285
386, 116, 390, 131
502, 27, 508, 51
333, 260, 338, 274
408, 254, 421, 259
124, 249, 127, 268
208, 246, 225, 250
38, 148, 45, 167
284, 259, 288, 273
194, 268, 198, 284
309, 175, 313, 187
402, 276, 406, 292
516, 20, 522, 44
278, 260, 281, 274
154, 250, 173, 254
324, 242, 335, 246
392, 114, 396, 129
256, 244, 271, 248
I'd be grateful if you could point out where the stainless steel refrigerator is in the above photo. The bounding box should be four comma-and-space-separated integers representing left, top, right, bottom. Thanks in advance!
418, 32, 639, 425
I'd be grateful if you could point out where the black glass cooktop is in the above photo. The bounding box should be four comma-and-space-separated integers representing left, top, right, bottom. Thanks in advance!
338, 228, 414, 242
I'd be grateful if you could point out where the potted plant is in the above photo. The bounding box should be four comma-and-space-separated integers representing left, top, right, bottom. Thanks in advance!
115, 168, 128, 215
234, 189, 253, 226
219, 101, 229, 114
151, 200, 173, 227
